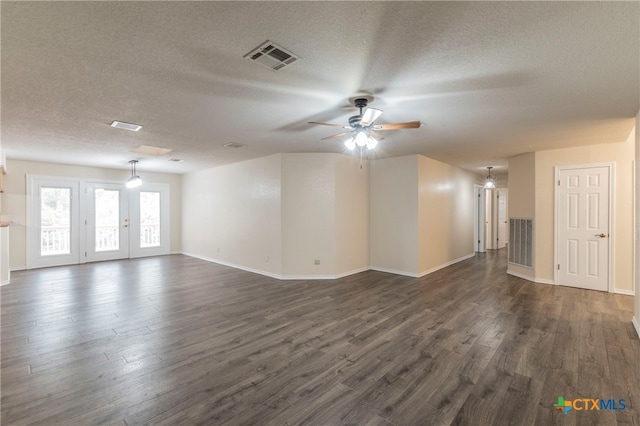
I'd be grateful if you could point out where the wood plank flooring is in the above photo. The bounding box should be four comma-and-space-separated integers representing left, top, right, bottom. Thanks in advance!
2, 250, 639, 425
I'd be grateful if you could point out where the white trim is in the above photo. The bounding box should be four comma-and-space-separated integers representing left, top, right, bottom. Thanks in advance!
474, 185, 487, 253
183, 252, 283, 279
185, 252, 371, 280
10, 266, 26, 272
369, 267, 419, 278
281, 267, 369, 280
417, 253, 476, 277
1, 279, 9, 286
554, 163, 615, 293
614, 288, 635, 296
633, 317, 640, 339
507, 269, 555, 285
184, 252, 476, 281
370, 253, 476, 279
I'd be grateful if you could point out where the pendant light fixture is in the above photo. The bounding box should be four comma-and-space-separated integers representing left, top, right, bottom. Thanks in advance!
484, 166, 496, 189
126, 160, 143, 188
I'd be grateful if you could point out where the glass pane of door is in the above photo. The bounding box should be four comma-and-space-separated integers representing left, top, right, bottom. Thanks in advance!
85, 183, 129, 263
129, 183, 169, 258
140, 191, 160, 248
95, 189, 120, 252
40, 187, 71, 256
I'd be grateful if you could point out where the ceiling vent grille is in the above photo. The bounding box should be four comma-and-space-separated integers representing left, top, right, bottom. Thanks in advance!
111, 121, 142, 132
223, 142, 245, 149
244, 40, 299, 71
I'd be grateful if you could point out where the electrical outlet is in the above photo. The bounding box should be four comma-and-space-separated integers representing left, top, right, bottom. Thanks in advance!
314, 259, 320, 265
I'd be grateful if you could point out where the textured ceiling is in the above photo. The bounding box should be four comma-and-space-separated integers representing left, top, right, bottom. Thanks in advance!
2, 1, 638, 175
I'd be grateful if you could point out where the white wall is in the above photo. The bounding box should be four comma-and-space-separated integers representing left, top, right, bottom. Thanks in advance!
507, 136, 635, 293
370, 155, 479, 277
281, 154, 336, 276
182, 153, 370, 279
335, 155, 369, 276
369, 156, 419, 275
418, 155, 477, 275
535, 135, 635, 293
181, 154, 283, 277
507, 153, 536, 280
635, 110, 640, 336
3, 159, 182, 269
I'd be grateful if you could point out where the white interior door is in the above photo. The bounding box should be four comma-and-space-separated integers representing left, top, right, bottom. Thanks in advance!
557, 165, 611, 292
497, 189, 508, 249
86, 183, 129, 262
485, 189, 494, 249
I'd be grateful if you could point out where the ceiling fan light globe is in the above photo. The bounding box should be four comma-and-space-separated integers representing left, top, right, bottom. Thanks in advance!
344, 137, 356, 150
366, 137, 378, 150
354, 131, 368, 147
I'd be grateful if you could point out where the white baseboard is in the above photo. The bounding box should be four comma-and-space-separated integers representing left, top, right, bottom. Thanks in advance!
182, 252, 370, 281
614, 288, 635, 296
182, 252, 284, 279
1, 278, 10, 286
507, 269, 555, 285
185, 252, 476, 281
10, 266, 26, 272
282, 267, 370, 280
633, 317, 640, 340
371, 253, 476, 279
369, 267, 419, 278
417, 253, 476, 278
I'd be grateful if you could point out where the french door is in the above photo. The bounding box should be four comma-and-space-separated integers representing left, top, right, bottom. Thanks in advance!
86, 183, 129, 262
27, 176, 170, 269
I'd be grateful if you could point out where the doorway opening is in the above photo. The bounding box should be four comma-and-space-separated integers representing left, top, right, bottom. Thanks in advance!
27, 176, 170, 269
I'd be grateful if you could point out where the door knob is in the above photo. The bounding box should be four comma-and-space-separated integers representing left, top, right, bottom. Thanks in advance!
595, 233, 607, 238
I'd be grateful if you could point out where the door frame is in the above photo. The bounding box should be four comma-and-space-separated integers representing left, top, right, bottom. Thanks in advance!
85, 181, 130, 263
26, 176, 82, 269
554, 162, 615, 292
474, 184, 487, 253
27, 175, 170, 268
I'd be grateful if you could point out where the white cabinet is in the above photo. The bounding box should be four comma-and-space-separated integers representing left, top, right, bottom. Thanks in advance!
0, 226, 9, 286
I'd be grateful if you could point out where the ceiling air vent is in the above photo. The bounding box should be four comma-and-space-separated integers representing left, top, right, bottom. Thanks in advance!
111, 121, 142, 132
244, 40, 299, 71
223, 142, 245, 149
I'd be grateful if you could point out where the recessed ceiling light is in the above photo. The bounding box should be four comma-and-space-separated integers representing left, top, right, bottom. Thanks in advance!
223, 142, 246, 149
111, 121, 142, 132
133, 145, 173, 156
168, 158, 184, 163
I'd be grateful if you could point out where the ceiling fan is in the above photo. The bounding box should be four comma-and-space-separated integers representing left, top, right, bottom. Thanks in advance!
308, 94, 421, 150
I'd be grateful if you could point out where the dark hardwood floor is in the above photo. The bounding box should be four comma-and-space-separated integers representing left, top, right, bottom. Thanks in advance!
1, 250, 639, 425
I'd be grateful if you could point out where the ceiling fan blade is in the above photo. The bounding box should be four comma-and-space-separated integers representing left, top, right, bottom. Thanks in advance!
360, 108, 383, 126
369, 131, 384, 141
308, 121, 348, 128
372, 121, 422, 131
321, 131, 349, 141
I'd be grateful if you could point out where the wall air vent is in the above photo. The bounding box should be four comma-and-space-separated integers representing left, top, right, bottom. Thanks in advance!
509, 218, 533, 268
244, 40, 300, 71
